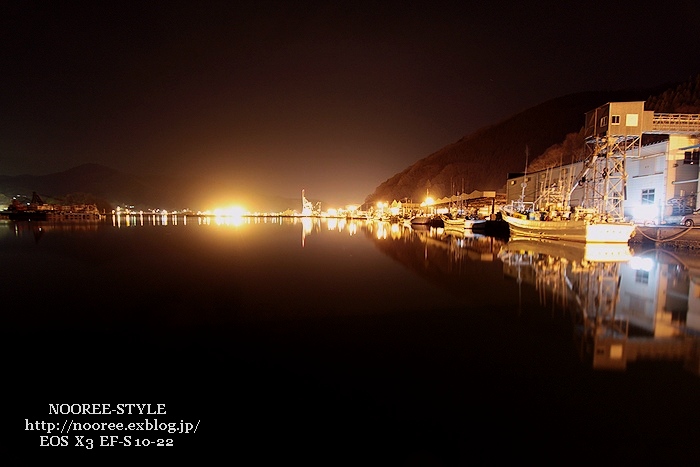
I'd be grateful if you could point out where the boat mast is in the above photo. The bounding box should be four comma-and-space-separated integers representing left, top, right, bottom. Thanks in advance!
517, 146, 529, 209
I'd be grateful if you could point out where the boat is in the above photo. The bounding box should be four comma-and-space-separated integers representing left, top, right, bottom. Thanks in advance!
500, 204, 636, 243
464, 217, 487, 230
500, 144, 636, 244
410, 215, 432, 226
442, 215, 466, 229
442, 214, 487, 231
429, 215, 444, 228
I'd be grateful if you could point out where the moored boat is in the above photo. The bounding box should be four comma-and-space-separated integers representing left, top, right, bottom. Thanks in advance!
501, 130, 638, 244
410, 215, 432, 226
442, 216, 466, 229
443, 214, 487, 231
500, 203, 636, 243
464, 218, 487, 230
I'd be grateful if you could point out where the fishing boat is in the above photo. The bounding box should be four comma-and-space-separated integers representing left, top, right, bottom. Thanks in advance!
500, 204, 636, 243
501, 132, 637, 244
464, 217, 487, 230
442, 215, 466, 229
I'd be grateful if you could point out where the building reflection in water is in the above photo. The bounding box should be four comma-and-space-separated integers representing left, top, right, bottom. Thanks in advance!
363, 221, 700, 376
498, 237, 700, 375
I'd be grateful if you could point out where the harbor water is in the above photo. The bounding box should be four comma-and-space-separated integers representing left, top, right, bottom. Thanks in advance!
6, 216, 700, 464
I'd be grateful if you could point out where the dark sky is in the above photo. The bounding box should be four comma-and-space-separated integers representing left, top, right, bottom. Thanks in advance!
2, 1, 698, 210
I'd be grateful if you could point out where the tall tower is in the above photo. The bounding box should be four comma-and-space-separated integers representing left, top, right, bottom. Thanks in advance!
581, 102, 653, 221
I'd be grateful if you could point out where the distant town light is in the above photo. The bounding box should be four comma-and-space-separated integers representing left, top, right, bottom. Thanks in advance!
213, 206, 247, 217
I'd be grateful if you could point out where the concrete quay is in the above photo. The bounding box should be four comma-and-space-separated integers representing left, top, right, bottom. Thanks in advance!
632, 225, 700, 250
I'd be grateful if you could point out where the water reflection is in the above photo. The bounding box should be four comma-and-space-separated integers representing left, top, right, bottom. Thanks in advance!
4, 216, 700, 462
366, 221, 507, 280
6, 216, 700, 378
498, 238, 700, 374
362, 223, 700, 376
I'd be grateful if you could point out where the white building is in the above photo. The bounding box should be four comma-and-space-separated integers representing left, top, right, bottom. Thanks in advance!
506, 102, 700, 225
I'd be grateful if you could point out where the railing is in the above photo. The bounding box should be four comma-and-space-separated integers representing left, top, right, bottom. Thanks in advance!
651, 113, 700, 133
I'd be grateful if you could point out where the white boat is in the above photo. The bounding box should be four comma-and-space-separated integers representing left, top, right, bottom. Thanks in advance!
500, 142, 637, 244
500, 204, 636, 243
443, 215, 487, 231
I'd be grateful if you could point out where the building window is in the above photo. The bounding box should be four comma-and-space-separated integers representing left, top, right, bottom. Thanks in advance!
611, 115, 620, 125
684, 150, 700, 164
626, 114, 639, 126
635, 270, 649, 284
642, 188, 655, 205
600, 116, 608, 127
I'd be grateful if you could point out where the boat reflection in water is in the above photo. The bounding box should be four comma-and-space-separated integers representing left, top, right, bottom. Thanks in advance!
366, 221, 507, 273
499, 237, 700, 374
364, 221, 700, 375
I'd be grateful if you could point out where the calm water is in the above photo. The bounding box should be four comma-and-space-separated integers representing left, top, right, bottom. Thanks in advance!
7, 216, 700, 464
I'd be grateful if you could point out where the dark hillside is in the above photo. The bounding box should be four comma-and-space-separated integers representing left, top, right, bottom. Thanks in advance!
364, 84, 676, 206
646, 74, 700, 113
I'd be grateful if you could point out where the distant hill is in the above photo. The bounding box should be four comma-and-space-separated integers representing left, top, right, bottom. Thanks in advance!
0, 164, 174, 213
0, 163, 302, 213
364, 74, 700, 207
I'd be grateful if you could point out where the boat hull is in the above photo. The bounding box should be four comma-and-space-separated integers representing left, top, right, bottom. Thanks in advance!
464, 219, 487, 230
410, 216, 432, 225
501, 208, 636, 243
443, 218, 466, 229
443, 217, 487, 230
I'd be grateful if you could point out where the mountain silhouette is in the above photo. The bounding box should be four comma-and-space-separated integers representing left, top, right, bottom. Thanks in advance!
363, 75, 700, 207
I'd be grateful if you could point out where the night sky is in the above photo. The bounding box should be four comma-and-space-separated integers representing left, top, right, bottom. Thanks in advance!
2, 1, 698, 209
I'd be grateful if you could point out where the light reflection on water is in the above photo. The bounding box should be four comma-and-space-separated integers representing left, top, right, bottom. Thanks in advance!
5, 217, 700, 463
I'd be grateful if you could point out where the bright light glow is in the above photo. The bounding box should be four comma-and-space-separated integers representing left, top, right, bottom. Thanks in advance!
213, 206, 247, 217
633, 205, 658, 224
629, 256, 655, 271
214, 216, 245, 226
